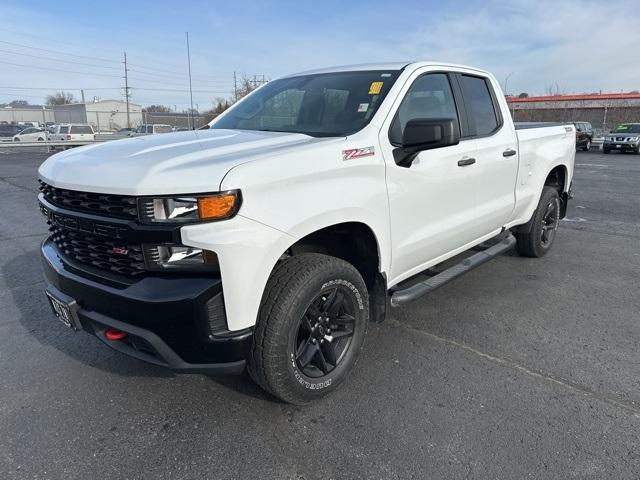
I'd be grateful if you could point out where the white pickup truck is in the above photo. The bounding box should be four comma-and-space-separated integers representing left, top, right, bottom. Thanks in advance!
38, 62, 574, 404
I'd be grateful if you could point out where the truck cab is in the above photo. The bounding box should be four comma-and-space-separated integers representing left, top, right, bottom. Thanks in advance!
38, 62, 574, 404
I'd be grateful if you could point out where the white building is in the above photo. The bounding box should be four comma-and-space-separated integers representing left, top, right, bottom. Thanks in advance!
53, 100, 143, 131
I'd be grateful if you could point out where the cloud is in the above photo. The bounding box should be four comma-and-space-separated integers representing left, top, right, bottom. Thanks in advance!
0, 0, 637, 107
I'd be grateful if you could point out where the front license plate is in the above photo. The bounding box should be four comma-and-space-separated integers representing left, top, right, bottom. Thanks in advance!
45, 289, 79, 330
615, 145, 621, 148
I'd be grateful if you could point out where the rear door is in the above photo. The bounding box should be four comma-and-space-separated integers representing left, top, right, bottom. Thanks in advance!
455, 73, 518, 232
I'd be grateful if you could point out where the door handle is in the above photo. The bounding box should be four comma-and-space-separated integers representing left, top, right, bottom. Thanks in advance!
457, 158, 476, 167
503, 148, 517, 157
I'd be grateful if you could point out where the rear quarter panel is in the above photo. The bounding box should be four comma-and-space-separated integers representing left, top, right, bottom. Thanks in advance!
510, 125, 575, 226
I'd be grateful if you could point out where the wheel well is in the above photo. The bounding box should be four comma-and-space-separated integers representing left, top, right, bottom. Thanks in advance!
545, 165, 569, 218
286, 222, 381, 290
544, 165, 567, 193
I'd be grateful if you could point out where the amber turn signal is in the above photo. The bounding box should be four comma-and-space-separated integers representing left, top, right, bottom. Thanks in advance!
198, 192, 239, 220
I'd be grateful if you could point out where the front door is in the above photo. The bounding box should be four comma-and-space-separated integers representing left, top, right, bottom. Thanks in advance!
379, 71, 481, 284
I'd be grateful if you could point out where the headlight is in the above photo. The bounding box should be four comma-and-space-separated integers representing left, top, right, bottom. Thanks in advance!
144, 244, 219, 272
629, 136, 639, 141
138, 191, 241, 223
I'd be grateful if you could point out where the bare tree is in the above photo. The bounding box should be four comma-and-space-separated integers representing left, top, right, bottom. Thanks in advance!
234, 74, 267, 102
8, 99, 31, 107
142, 104, 173, 113
46, 91, 75, 106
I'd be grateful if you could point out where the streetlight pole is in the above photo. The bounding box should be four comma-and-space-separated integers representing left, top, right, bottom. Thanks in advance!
186, 32, 195, 130
503, 72, 514, 96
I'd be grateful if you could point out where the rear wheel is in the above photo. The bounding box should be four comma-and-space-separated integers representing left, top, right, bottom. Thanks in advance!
514, 186, 561, 258
248, 254, 369, 404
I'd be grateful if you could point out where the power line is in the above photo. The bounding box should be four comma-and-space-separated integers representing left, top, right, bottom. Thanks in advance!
0, 48, 122, 70
0, 86, 122, 90
0, 60, 122, 78
127, 68, 232, 84
131, 87, 230, 94
127, 63, 235, 80
0, 39, 119, 64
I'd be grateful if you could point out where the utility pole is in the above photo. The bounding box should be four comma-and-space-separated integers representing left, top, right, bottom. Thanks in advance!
123, 52, 131, 129
186, 32, 194, 130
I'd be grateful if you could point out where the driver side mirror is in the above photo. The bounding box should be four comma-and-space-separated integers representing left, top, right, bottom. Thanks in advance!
393, 118, 460, 167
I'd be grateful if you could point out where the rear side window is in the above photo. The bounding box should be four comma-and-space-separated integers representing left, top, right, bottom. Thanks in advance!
154, 125, 173, 133
71, 126, 93, 134
389, 73, 459, 145
460, 75, 499, 136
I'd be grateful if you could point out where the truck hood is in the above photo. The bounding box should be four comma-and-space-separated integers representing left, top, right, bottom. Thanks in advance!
38, 129, 325, 195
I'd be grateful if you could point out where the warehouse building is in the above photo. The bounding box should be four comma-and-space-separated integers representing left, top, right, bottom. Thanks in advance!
53, 100, 143, 132
0, 106, 54, 125
508, 92, 640, 133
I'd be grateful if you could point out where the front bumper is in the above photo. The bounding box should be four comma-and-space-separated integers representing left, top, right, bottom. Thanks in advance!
603, 141, 640, 151
41, 239, 251, 374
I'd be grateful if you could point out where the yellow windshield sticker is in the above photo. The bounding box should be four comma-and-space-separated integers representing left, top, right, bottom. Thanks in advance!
368, 81, 383, 95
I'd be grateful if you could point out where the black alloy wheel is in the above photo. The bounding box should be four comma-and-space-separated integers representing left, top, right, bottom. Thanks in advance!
294, 287, 356, 378
540, 198, 559, 248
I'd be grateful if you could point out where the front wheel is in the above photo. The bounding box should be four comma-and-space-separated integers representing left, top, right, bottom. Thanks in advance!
248, 253, 369, 404
514, 186, 561, 258
582, 139, 591, 151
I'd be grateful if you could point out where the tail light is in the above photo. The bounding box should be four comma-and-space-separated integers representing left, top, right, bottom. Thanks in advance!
66, 135, 71, 140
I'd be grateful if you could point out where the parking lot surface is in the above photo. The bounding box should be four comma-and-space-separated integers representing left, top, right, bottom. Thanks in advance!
1, 148, 639, 479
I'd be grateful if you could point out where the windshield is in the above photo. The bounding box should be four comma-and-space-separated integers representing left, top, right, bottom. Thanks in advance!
614, 124, 640, 133
212, 70, 400, 137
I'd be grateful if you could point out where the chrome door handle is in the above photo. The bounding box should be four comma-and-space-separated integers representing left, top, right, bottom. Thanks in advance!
503, 148, 517, 157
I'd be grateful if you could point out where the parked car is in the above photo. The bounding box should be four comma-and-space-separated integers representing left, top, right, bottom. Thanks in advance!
49, 124, 95, 142
0, 124, 26, 141
12, 127, 48, 142
572, 121, 593, 151
130, 124, 173, 136
38, 62, 575, 404
603, 123, 640, 154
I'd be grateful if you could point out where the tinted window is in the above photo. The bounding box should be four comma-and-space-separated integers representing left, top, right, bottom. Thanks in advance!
71, 126, 93, 134
460, 75, 499, 136
389, 73, 459, 145
614, 124, 640, 133
59, 126, 69, 134
213, 70, 400, 137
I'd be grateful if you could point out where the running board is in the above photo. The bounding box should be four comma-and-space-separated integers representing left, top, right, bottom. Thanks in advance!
390, 235, 516, 307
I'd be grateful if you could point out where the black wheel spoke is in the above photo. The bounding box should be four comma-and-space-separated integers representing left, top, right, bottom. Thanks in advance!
331, 313, 355, 326
296, 340, 318, 368
316, 346, 330, 374
320, 341, 337, 366
330, 329, 354, 340
320, 288, 338, 314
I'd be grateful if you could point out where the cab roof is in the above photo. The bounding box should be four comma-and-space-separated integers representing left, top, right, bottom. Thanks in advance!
285, 61, 490, 77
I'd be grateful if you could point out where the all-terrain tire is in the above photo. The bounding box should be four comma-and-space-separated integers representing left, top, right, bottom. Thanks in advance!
514, 186, 561, 258
248, 254, 369, 405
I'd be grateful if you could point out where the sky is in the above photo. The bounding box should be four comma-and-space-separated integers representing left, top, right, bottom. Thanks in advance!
0, 0, 638, 110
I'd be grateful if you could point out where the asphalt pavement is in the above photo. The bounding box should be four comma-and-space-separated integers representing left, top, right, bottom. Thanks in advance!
1, 147, 639, 479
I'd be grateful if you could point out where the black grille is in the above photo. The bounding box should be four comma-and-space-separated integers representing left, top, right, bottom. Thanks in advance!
49, 224, 146, 277
39, 181, 138, 220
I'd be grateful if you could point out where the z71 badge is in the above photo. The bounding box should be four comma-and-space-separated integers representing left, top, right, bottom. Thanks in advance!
342, 146, 375, 161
